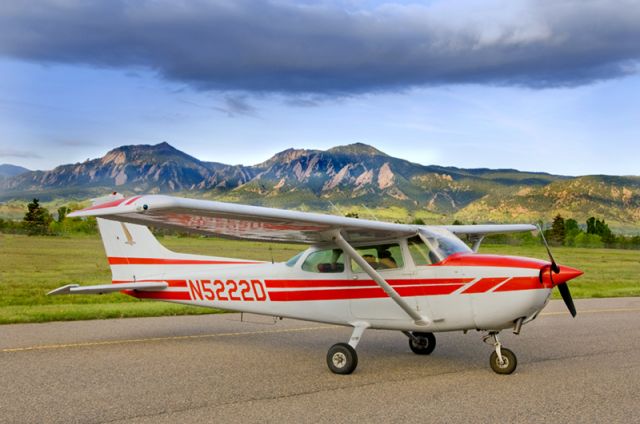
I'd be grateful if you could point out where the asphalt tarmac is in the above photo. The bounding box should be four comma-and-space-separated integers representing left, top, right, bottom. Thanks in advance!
2, 297, 639, 423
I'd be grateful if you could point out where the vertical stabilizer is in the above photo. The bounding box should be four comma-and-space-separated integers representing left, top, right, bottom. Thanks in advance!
87, 193, 262, 282
97, 217, 178, 282
97, 218, 174, 263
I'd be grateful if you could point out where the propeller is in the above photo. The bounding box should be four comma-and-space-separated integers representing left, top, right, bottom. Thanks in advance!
557, 281, 577, 318
538, 226, 577, 317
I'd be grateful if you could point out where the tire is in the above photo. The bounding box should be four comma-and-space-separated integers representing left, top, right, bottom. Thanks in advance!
489, 348, 517, 375
409, 332, 436, 355
327, 343, 358, 375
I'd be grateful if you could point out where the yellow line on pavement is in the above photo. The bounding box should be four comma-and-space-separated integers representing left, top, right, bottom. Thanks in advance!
541, 307, 640, 316
1, 325, 337, 353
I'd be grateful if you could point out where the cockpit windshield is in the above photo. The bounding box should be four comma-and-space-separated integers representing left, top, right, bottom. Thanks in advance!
418, 228, 471, 262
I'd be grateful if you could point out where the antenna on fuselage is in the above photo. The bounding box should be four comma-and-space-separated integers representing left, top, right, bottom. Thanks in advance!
360, 204, 380, 221
269, 244, 274, 264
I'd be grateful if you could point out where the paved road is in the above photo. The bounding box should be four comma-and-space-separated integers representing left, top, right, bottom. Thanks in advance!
2, 298, 640, 423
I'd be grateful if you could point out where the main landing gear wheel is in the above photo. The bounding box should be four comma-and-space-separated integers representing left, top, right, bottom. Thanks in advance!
327, 343, 358, 375
408, 332, 436, 355
490, 348, 517, 375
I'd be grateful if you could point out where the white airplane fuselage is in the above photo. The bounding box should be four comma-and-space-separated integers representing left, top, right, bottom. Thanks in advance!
120, 245, 554, 333
54, 196, 584, 374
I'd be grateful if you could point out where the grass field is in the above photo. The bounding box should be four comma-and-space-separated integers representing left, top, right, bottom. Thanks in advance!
1, 233, 638, 324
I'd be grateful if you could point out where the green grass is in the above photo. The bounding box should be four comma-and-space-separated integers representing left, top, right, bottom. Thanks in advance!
1, 233, 638, 324
0, 233, 301, 324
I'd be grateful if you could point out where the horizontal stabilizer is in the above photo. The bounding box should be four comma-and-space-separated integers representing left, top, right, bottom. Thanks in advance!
47, 282, 168, 296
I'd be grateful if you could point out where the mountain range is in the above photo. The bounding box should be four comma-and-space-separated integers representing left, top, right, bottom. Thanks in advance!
1, 142, 638, 232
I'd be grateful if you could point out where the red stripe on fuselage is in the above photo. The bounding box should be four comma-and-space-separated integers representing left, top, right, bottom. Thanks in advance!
264, 278, 472, 289
124, 290, 191, 300
116, 276, 544, 302
462, 277, 508, 294
493, 276, 540, 292
267, 283, 465, 301
108, 257, 262, 265
112, 279, 188, 288
82, 198, 127, 211
124, 195, 143, 205
436, 253, 547, 269
268, 287, 386, 301
396, 284, 463, 296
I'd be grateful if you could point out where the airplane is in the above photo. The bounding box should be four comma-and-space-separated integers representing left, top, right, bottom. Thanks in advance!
49, 193, 583, 375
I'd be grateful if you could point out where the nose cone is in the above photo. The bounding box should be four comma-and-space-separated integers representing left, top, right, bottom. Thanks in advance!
540, 264, 583, 287
553, 265, 584, 285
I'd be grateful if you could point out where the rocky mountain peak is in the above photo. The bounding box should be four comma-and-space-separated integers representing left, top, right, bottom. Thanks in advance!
256, 148, 319, 168
328, 143, 388, 157
0, 164, 31, 178
104, 142, 193, 164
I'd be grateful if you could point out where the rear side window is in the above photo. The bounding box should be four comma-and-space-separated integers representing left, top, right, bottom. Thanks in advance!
302, 249, 345, 273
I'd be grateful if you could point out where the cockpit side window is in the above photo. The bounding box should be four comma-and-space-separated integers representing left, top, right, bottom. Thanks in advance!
301, 249, 345, 273
419, 229, 472, 262
351, 243, 404, 273
408, 236, 436, 265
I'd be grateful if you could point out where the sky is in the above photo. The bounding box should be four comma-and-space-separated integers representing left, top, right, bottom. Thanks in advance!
0, 0, 639, 176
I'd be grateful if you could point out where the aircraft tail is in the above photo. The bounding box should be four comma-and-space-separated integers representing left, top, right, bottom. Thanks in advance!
97, 217, 172, 281
88, 194, 261, 282
97, 217, 262, 282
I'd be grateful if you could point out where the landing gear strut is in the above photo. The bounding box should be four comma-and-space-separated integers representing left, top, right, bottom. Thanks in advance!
404, 331, 436, 355
327, 322, 368, 375
483, 332, 517, 374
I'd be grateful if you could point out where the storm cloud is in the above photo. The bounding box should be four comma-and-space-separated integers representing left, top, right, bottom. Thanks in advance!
1, 0, 639, 93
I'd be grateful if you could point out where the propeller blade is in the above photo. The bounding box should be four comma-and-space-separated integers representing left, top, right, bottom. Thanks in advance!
538, 225, 560, 273
557, 282, 577, 317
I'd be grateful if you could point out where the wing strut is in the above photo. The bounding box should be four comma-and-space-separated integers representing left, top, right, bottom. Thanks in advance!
331, 231, 430, 326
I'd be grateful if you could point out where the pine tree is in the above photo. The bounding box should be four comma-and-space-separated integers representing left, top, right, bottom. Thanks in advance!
585, 217, 614, 246
549, 214, 565, 245
586, 217, 597, 234
23, 198, 52, 235
57, 206, 70, 223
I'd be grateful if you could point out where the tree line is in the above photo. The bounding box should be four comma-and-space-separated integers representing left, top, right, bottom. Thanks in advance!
545, 214, 640, 249
477, 214, 639, 249
1, 199, 639, 249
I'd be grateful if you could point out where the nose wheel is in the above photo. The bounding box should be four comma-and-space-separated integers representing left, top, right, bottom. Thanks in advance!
404, 331, 436, 355
490, 348, 517, 374
484, 332, 517, 374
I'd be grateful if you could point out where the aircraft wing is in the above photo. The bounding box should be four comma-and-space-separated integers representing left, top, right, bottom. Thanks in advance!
441, 224, 537, 236
439, 223, 536, 252
68, 194, 417, 243
68, 194, 536, 244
